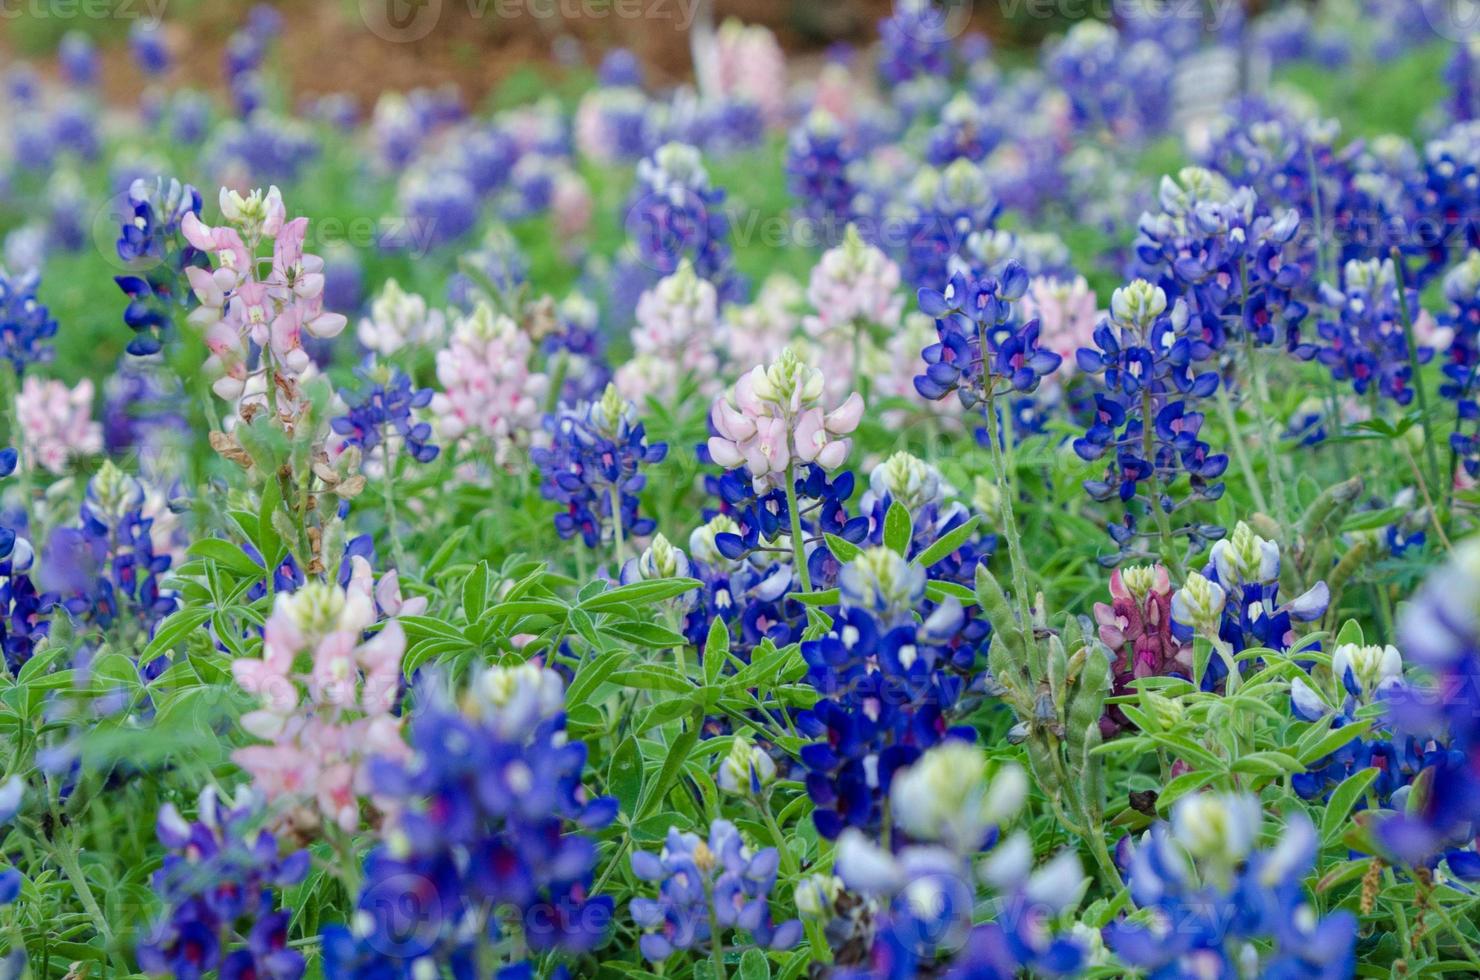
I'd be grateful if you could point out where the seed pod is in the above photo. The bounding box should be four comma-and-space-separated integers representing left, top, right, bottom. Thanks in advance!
1298, 475, 1364, 541
975, 563, 1026, 661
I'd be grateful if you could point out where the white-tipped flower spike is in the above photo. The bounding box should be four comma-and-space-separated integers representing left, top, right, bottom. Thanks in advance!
891, 741, 1027, 854
465, 662, 566, 741
707, 347, 863, 491
869, 451, 946, 513
1172, 571, 1226, 634
803, 223, 904, 340
1331, 642, 1403, 699
0, 775, 23, 825
717, 735, 777, 796
1210, 521, 1281, 586
837, 546, 926, 623
794, 873, 843, 920
689, 514, 741, 567
357, 278, 445, 356
1109, 278, 1167, 332
1171, 792, 1263, 875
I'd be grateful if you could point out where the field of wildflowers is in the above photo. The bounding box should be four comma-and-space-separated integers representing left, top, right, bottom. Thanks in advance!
2, 0, 1480, 976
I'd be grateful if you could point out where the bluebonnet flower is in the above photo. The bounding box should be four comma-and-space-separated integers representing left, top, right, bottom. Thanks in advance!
446, 226, 527, 310
1290, 639, 1435, 806
203, 114, 320, 185
1172, 523, 1329, 691
624, 142, 743, 303
1133, 167, 1309, 353
597, 47, 642, 87
826, 743, 1085, 979
58, 31, 98, 86
1381, 539, 1480, 870
114, 176, 206, 356
914, 261, 1060, 410
129, 19, 171, 76
630, 819, 801, 961
1107, 794, 1355, 979
43, 461, 179, 651
332, 367, 439, 466
531, 385, 667, 550
1072, 279, 1228, 564
784, 110, 857, 246
924, 92, 1003, 167
325, 664, 616, 974
1311, 257, 1432, 405
797, 546, 979, 840
0, 266, 57, 375
1413, 121, 1480, 283
542, 292, 610, 403
136, 785, 310, 979
894, 159, 1002, 289
682, 513, 806, 660
1439, 252, 1480, 478
397, 165, 479, 252
876, 0, 953, 85
1044, 21, 1172, 142
0, 449, 50, 673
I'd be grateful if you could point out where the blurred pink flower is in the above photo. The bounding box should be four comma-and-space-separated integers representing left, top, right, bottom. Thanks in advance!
17, 376, 101, 475
617, 261, 722, 404
706, 20, 787, 125
1020, 275, 1100, 383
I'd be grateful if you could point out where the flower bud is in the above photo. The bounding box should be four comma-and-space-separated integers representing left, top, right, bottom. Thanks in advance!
718, 735, 776, 796
794, 873, 843, 919
1172, 572, 1226, 633
1110, 278, 1167, 331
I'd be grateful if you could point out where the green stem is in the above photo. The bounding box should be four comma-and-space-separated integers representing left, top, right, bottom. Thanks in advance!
759, 794, 831, 964
784, 466, 812, 594
1214, 382, 1269, 515
1140, 388, 1183, 575
706, 884, 729, 980
381, 439, 408, 569
1390, 249, 1446, 504
608, 485, 626, 568
983, 391, 1033, 630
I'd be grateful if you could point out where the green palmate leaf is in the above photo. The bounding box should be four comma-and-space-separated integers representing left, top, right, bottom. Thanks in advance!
914, 515, 980, 568
566, 648, 629, 705
634, 708, 701, 821
481, 598, 568, 621
704, 616, 731, 686
186, 539, 265, 578
792, 588, 841, 606
399, 615, 467, 643
740, 949, 772, 980
1230, 751, 1304, 776
824, 533, 862, 563
579, 577, 701, 611
883, 500, 912, 555
1157, 769, 1218, 811
1321, 767, 1381, 846
461, 560, 490, 622
604, 621, 689, 648
609, 664, 694, 693
140, 608, 214, 663
608, 735, 644, 816
1297, 718, 1372, 766
568, 607, 602, 647
925, 581, 976, 605
422, 526, 471, 578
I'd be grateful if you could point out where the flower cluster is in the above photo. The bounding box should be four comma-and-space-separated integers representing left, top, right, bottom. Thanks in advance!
631, 818, 801, 961
798, 546, 976, 839
531, 384, 667, 550
183, 187, 347, 409
1311, 258, 1433, 405
784, 110, 858, 244
430, 302, 548, 465
616, 260, 721, 405
43, 461, 178, 647
332, 366, 439, 466
230, 579, 409, 840
0, 266, 58, 375
1094, 565, 1191, 736
1106, 794, 1356, 977
136, 786, 310, 979
827, 742, 1086, 978
322, 663, 615, 974
1072, 279, 1228, 564
355, 278, 445, 357
625, 141, 741, 302
114, 176, 206, 356
17, 376, 101, 475
707, 347, 864, 491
